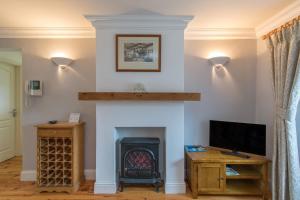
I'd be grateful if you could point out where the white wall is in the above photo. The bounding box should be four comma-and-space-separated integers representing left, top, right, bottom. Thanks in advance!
96, 30, 184, 92
0, 38, 261, 175
184, 39, 257, 146
255, 39, 274, 158
0, 39, 96, 171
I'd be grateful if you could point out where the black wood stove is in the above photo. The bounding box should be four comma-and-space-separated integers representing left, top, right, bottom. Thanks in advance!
119, 137, 161, 191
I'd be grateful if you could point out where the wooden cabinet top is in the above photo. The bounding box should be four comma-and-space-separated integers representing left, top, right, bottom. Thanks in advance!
35, 122, 85, 129
186, 147, 270, 164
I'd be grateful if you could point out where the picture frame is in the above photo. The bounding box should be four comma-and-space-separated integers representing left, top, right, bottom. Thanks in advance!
69, 113, 80, 123
116, 34, 161, 72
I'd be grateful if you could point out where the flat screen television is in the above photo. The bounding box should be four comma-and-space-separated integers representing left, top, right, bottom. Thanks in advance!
209, 120, 266, 156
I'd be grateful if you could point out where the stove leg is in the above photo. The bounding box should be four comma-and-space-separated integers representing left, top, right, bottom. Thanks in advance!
119, 182, 124, 192
154, 183, 160, 192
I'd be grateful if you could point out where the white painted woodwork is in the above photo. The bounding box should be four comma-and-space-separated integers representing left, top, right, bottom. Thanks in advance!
256, 0, 300, 36
87, 11, 191, 194
0, 62, 15, 162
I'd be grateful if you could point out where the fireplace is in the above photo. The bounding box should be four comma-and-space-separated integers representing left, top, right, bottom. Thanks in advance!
89, 11, 190, 194
119, 137, 161, 191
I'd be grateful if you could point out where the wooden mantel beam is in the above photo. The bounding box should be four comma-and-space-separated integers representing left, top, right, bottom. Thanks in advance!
78, 92, 200, 101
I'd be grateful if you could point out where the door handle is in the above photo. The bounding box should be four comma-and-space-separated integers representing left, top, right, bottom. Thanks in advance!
10, 109, 17, 117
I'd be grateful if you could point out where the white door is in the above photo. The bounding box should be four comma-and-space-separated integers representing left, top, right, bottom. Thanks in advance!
0, 62, 15, 162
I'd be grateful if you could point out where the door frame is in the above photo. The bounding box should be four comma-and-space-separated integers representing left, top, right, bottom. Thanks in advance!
15, 61, 22, 156
0, 48, 22, 156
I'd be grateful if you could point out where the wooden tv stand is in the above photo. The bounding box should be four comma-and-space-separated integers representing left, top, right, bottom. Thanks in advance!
185, 147, 270, 199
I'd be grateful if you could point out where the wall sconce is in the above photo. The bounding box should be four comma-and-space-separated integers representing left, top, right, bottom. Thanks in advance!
208, 56, 230, 70
51, 57, 73, 69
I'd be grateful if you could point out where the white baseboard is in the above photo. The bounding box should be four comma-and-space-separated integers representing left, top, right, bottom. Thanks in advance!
165, 182, 186, 194
84, 169, 96, 180
21, 170, 184, 194
20, 169, 96, 181
94, 182, 117, 194
20, 170, 36, 181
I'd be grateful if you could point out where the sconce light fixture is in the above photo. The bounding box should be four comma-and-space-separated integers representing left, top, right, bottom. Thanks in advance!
208, 56, 230, 70
51, 57, 73, 69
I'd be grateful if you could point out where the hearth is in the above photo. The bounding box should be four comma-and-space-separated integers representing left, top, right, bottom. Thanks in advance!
119, 137, 161, 191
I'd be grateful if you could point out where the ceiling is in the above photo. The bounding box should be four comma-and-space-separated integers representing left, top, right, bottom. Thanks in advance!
0, 0, 295, 29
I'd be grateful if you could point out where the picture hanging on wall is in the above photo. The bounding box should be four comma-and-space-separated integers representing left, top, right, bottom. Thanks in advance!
116, 34, 161, 72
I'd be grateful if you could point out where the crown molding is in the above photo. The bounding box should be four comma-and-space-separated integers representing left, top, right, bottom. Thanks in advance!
185, 28, 256, 40
85, 14, 194, 23
85, 12, 194, 30
0, 27, 256, 40
256, 0, 300, 37
0, 27, 95, 38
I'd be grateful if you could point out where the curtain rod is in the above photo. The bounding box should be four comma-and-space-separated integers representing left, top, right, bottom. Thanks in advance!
262, 15, 300, 40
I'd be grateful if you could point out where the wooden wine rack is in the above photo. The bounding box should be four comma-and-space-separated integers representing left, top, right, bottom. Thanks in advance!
36, 122, 84, 193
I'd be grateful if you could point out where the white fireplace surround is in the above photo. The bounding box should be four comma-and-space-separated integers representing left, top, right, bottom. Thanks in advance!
87, 10, 193, 194
96, 103, 185, 193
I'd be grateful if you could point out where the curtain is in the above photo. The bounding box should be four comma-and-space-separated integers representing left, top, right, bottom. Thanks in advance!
266, 21, 300, 200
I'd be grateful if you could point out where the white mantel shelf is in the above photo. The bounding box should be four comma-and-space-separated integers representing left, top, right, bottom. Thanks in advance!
78, 92, 200, 101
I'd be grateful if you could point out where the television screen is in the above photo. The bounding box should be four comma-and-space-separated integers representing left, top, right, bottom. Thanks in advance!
209, 120, 266, 156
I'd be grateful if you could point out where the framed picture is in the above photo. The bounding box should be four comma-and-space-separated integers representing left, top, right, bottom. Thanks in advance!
69, 113, 80, 123
116, 34, 161, 72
